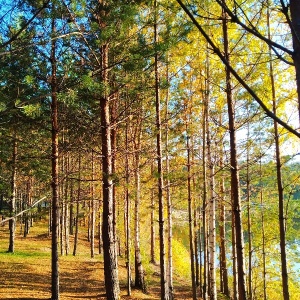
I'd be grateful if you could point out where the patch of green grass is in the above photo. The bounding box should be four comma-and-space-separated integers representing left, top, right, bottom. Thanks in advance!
0, 250, 50, 258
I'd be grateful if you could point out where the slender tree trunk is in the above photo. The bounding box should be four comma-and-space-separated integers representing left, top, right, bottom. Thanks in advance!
50, 17, 60, 300
165, 58, 174, 299
154, 1, 169, 297
73, 154, 81, 256
150, 174, 157, 265
91, 150, 95, 258
206, 117, 216, 300
69, 178, 74, 236
259, 158, 267, 300
8, 135, 17, 253
268, 8, 290, 297
100, 41, 120, 299
231, 210, 238, 300
186, 134, 197, 300
125, 121, 131, 296
246, 123, 252, 300
64, 157, 70, 256
60, 137, 65, 256
222, 4, 247, 299
219, 142, 229, 297
133, 138, 146, 293
201, 71, 209, 300
111, 93, 118, 257
289, 0, 300, 123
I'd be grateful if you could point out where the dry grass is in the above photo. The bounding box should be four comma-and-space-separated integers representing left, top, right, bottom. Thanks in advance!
0, 218, 195, 300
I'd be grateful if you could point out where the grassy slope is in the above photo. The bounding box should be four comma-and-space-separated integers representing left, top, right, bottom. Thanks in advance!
0, 218, 194, 300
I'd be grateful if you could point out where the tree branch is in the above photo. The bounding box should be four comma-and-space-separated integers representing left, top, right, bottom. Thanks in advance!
175, 0, 300, 139
0, 1, 50, 49
1, 196, 48, 225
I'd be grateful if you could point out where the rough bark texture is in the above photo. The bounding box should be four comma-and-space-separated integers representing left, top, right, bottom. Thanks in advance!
100, 42, 120, 300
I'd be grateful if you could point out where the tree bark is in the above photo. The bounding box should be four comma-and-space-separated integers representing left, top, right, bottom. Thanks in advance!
201, 63, 209, 300
154, 1, 169, 297
73, 153, 81, 256
133, 130, 147, 293
222, 4, 247, 299
8, 135, 17, 253
165, 59, 174, 299
91, 150, 95, 258
219, 143, 229, 297
125, 119, 131, 296
206, 115, 216, 300
186, 134, 197, 300
100, 41, 120, 299
50, 16, 60, 300
268, 13, 290, 298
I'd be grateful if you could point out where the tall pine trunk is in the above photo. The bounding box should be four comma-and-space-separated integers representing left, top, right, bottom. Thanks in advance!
186, 133, 197, 300
100, 42, 120, 299
125, 119, 131, 296
206, 112, 216, 300
268, 8, 290, 297
133, 125, 146, 293
222, 4, 247, 299
219, 139, 229, 297
8, 135, 17, 253
201, 63, 209, 300
90, 150, 95, 258
165, 59, 173, 299
73, 153, 81, 256
50, 16, 60, 300
154, 1, 169, 298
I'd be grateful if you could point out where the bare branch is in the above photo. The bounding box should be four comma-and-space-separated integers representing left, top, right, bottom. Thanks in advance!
1, 196, 48, 225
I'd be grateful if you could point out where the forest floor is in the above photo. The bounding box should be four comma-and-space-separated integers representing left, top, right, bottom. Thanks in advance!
0, 218, 197, 300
